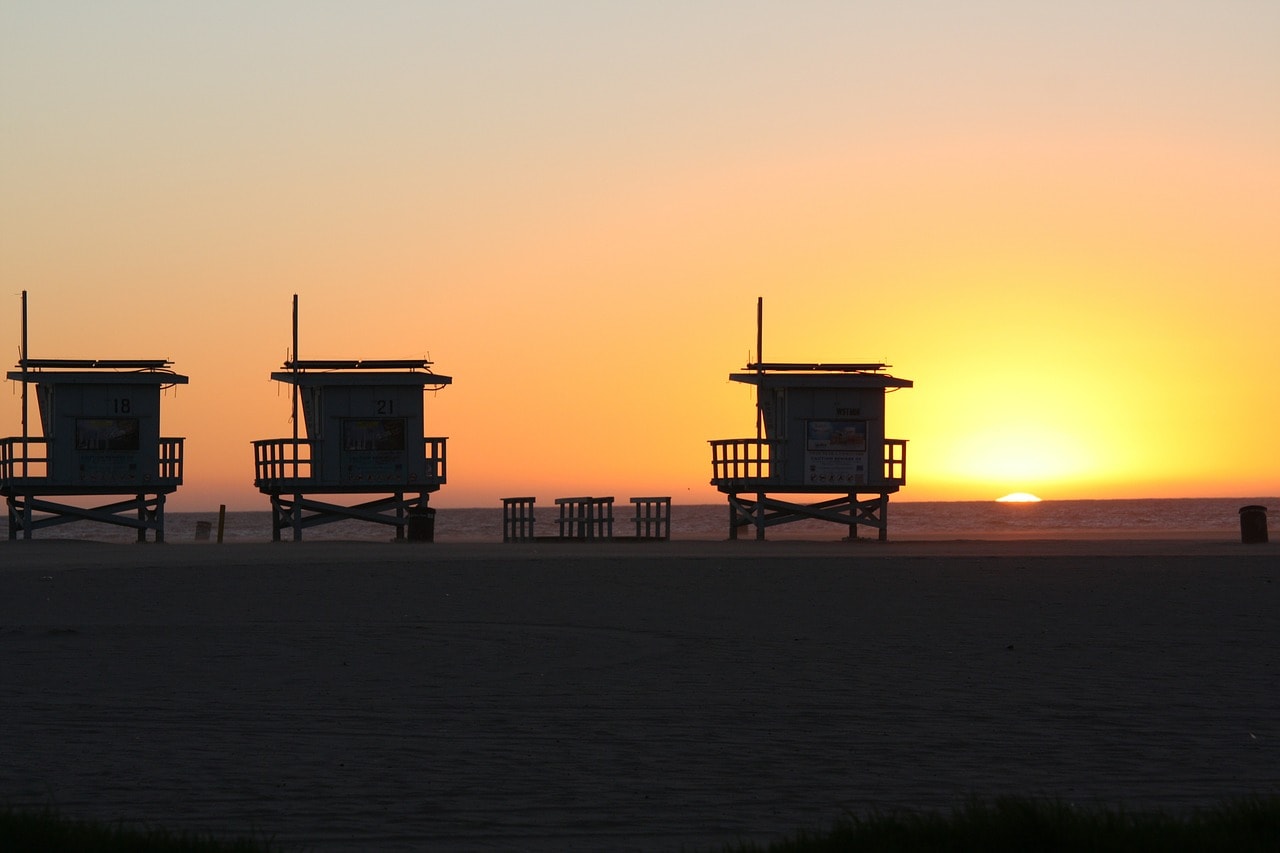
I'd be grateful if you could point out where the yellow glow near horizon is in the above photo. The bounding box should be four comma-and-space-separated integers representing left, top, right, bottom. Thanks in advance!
996, 493, 1043, 503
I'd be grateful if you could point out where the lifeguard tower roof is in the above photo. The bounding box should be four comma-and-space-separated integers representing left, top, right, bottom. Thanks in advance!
7, 358, 188, 385
729, 362, 912, 389
270, 358, 451, 387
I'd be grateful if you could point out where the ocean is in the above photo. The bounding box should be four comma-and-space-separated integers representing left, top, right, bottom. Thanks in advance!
7, 497, 1274, 544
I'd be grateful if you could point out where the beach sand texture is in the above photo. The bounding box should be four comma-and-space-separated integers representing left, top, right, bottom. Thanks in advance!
2, 539, 1277, 851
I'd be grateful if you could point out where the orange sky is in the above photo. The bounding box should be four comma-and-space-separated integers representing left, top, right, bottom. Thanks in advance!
2, 2, 1277, 511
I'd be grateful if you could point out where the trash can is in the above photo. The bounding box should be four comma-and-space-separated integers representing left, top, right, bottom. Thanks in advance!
407, 506, 436, 542
194, 520, 212, 541
1238, 505, 1268, 544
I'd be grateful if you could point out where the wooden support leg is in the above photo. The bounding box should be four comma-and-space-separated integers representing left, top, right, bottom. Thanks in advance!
154, 494, 165, 543
270, 495, 282, 542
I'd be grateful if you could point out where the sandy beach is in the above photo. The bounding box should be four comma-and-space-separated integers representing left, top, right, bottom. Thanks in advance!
2, 537, 1276, 851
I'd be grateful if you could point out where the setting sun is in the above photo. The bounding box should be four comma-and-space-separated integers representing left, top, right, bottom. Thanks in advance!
996, 493, 1043, 503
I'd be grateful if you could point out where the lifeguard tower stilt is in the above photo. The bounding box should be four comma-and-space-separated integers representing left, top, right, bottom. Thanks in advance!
1, 292, 188, 541
251, 296, 452, 541
709, 299, 912, 541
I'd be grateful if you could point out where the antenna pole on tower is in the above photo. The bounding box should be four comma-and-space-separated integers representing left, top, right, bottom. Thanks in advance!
20, 290, 29, 478
291, 294, 299, 480
755, 297, 763, 444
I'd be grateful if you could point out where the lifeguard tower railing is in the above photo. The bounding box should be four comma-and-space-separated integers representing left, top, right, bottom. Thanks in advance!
1, 436, 185, 489
709, 437, 908, 490
252, 436, 447, 491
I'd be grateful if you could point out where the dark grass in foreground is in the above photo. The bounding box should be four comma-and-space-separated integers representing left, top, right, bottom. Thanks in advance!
0, 808, 276, 852
722, 797, 1280, 852
5, 798, 1278, 852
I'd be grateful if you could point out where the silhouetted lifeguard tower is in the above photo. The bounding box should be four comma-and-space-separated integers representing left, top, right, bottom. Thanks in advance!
709, 300, 912, 540
1, 293, 188, 541
252, 297, 452, 541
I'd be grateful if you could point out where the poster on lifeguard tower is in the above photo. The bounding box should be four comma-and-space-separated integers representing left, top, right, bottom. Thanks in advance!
340, 418, 407, 483
804, 420, 868, 486
74, 418, 142, 484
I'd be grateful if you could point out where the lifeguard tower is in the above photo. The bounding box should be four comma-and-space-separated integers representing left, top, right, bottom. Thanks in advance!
1, 294, 188, 541
252, 297, 452, 541
709, 301, 912, 540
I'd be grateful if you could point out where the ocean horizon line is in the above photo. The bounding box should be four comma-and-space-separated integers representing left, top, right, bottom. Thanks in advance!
177, 494, 1278, 515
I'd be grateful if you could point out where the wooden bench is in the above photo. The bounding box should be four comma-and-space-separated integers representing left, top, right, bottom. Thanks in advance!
504, 495, 670, 542
629, 496, 671, 540
501, 496, 537, 542
555, 496, 614, 540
